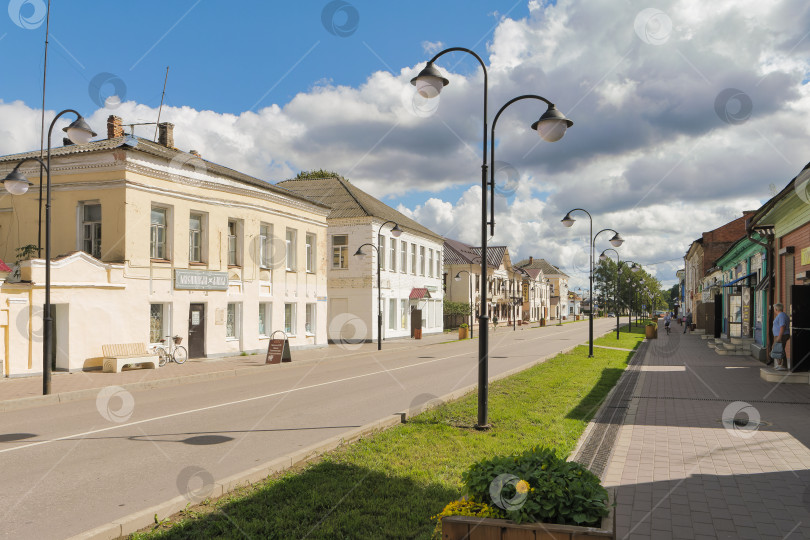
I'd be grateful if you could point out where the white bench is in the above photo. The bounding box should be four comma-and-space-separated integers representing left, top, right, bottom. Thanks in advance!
102, 343, 159, 373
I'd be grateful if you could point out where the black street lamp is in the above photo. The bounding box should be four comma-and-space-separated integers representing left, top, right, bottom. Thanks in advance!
2, 110, 96, 395
412, 48, 572, 429
454, 270, 474, 339
353, 221, 401, 351
561, 209, 623, 358
600, 250, 641, 340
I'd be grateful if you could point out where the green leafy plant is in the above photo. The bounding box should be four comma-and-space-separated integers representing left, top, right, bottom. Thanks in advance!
460, 446, 609, 526
459, 323, 469, 328
15, 244, 38, 263
431, 499, 504, 539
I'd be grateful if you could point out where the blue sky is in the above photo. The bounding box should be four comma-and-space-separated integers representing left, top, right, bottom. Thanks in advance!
2, 0, 810, 290
3, 1, 528, 116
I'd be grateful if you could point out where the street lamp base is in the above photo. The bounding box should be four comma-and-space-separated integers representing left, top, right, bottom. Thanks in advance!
474, 423, 492, 431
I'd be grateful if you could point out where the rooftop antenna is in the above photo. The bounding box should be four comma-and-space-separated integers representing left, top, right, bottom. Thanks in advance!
154, 66, 169, 141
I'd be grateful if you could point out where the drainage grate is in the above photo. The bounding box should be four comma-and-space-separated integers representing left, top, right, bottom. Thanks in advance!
572, 340, 647, 480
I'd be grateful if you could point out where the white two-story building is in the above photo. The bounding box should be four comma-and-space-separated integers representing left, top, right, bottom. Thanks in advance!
277, 176, 445, 343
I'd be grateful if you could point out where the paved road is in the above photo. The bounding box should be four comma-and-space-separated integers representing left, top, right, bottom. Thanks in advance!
0, 319, 615, 540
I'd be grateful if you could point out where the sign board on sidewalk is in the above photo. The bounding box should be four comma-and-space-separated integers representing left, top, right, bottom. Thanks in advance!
266, 338, 292, 364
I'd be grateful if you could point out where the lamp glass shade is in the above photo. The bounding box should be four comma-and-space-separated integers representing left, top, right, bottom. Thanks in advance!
353, 248, 367, 259
535, 119, 568, 142
609, 233, 624, 247
414, 76, 444, 99
63, 116, 96, 144
599, 252, 607, 261
454, 273, 461, 282
561, 215, 575, 228
2, 171, 32, 195
631, 264, 641, 273
391, 224, 403, 238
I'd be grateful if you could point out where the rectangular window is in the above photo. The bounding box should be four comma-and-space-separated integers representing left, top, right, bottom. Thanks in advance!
227, 220, 238, 266
428, 249, 434, 278
189, 213, 203, 263
390, 238, 397, 272
226, 303, 240, 339
306, 233, 315, 273
379, 235, 386, 270
259, 224, 272, 268
400, 242, 407, 274
285, 303, 297, 334
389, 298, 397, 330
411, 243, 417, 275
150, 207, 168, 260
81, 203, 102, 259
428, 299, 435, 327
286, 229, 297, 271
305, 303, 315, 335
420, 246, 426, 276
401, 299, 407, 329
332, 235, 348, 269
436, 250, 441, 278
258, 302, 271, 336
149, 303, 165, 344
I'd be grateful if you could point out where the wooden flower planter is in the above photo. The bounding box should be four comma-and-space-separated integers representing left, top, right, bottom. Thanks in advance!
441, 489, 615, 540
459, 327, 469, 339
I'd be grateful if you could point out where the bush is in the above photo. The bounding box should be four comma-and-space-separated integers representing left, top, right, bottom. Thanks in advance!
459, 323, 469, 328
431, 499, 504, 539
459, 446, 609, 526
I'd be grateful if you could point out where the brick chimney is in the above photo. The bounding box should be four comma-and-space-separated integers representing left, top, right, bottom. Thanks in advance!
157, 122, 175, 148
529, 256, 533, 264
107, 115, 124, 139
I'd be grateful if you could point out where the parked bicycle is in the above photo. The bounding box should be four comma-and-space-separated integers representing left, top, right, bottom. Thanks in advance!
154, 335, 187, 366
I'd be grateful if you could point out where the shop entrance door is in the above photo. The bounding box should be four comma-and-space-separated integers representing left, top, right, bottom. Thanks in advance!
188, 304, 205, 358
790, 285, 810, 372
714, 294, 723, 338
728, 293, 742, 337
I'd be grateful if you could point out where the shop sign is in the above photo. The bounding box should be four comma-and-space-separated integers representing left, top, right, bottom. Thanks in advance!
802, 246, 810, 266
174, 269, 228, 291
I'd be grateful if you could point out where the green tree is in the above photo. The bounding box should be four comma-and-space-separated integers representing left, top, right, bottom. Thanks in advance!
294, 169, 341, 179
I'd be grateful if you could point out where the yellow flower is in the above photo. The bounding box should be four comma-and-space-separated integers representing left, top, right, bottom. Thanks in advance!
515, 480, 530, 494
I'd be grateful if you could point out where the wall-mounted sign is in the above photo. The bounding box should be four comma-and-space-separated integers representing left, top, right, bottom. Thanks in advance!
802, 246, 810, 266
175, 269, 228, 290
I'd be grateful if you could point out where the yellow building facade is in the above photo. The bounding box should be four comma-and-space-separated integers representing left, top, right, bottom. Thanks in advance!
0, 120, 329, 377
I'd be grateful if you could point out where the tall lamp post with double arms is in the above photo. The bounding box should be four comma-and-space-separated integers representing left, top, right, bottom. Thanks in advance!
453, 269, 474, 339
2, 110, 96, 395
353, 221, 402, 351
599, 249, 640, 340
561, 209, 623, 358
412, 48, 572, 428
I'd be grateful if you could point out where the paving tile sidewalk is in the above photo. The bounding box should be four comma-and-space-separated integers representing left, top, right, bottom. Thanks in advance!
602, 329, 810, 539
0, 331, 457, 404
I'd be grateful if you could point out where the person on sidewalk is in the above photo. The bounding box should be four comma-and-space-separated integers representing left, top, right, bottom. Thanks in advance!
683, 310, 693, 333
492, 314, 499, 331
771, 303, 791, 371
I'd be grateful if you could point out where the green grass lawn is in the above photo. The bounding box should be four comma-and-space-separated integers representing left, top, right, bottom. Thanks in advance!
594, 320, 650, 350
133, 342, 634, 540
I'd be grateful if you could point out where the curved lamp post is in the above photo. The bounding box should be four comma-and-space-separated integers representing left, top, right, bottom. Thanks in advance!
600, 249, 640, 339
454, 270, 474, 339
412, 48, 572, 429
2, 110, 96, 395
561, 209, 623, 357
353, 221, 401, 351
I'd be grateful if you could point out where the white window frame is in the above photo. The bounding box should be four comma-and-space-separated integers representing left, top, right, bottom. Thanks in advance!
332, 234, 348, 269
389, 238, 397, 272
226, 302, 241, 340
285, 229, 297, 271
428, 249, 434, 278
149, 303, 170, 344
284, 303, 297, 335
150, 205, 171, 260
400, 241, 407, 274
306, 233, 316, 273
411, 243, 417, 275
389, 298, 397, 330
436, 250, 441, 278
420, 246, 426, 276
379, 235, 386, 270
259, 223, 272, 269
78, 201, 102, 259
227, 219, 243, 267
259, 302, 272, 337
189, 212, 206, 264
305, 303, 316, 336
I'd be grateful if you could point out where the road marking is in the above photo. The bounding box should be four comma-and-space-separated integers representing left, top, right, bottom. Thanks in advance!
0, 321, 613, 456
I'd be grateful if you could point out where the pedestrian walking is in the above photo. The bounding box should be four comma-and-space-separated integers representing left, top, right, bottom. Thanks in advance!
683, 310, 693, 333
492, 314, 499, 331
771, 303, 790, 371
